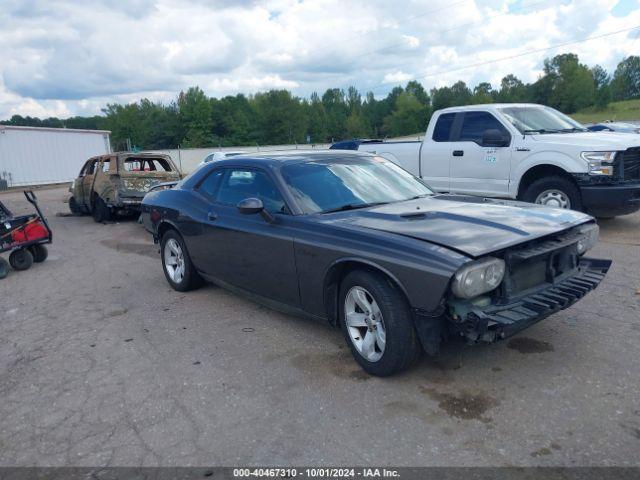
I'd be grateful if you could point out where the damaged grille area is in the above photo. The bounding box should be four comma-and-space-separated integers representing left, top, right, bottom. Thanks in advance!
617, 147, 640, 182
447, 226, 612, 343
449, 258, 611, 343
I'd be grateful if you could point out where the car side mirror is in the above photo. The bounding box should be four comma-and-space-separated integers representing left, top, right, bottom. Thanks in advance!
237, 197, 274, 223
481, 129, 509, 147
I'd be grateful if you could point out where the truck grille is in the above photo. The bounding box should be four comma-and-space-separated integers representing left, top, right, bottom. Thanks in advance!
619, 147, 640, 182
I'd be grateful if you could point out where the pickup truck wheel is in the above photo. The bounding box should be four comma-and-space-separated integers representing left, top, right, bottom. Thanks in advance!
92, 197, 111, 223
339, 270, 421, 376
160, 230, 203, 291
9, 248, 34, 271
0, 257, 8, 279
521, 176, 582, 211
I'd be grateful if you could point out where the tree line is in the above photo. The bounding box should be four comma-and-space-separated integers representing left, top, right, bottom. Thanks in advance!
2, 53, 639, 150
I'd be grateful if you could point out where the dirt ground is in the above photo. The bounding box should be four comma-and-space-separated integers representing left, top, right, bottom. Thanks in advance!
0, 186, 638, 467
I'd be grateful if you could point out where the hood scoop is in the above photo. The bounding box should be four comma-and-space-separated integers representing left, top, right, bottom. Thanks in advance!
401, 212, 428, 221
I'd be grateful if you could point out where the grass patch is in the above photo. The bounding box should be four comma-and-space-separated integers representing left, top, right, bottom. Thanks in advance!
571, 99, 640, 124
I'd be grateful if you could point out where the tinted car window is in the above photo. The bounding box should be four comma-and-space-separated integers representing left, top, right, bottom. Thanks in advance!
281, 157, 433, 214
216, 169, 287, 213
459, 112, 509, 144
197, 169, 224, 198
432, 113, 455, 142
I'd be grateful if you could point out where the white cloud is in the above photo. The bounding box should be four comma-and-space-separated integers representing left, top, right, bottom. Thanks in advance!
0, 0, 639, 118
383, 71, 413, 83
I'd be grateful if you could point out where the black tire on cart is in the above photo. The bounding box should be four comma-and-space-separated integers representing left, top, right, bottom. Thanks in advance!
30, 244, 48, 263
0, 257, 9, 279
9, 248, 34, 271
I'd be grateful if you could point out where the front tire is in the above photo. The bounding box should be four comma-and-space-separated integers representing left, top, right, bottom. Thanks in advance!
521, 176, 582, 211
339, 270, 422, 377
160, 230, 203, 291
9, 248, 34, 271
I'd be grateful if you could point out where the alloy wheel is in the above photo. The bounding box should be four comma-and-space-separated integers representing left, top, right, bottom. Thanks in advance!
344, 286, 386, 362
164, 238, 185, 284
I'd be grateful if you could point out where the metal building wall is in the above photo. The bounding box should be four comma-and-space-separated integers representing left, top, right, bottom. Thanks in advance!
0, 126, 111, 187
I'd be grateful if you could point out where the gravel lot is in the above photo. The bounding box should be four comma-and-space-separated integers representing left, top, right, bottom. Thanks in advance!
0, 186, 638, 467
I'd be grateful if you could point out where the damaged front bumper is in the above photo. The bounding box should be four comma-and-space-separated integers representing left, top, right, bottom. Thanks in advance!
448, 257, 611, 343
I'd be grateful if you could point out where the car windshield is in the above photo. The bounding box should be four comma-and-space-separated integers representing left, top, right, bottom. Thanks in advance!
498, 106, 587, 134
280, 156, 433, 214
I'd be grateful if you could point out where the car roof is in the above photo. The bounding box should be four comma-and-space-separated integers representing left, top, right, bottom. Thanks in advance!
210, 149, 373, 167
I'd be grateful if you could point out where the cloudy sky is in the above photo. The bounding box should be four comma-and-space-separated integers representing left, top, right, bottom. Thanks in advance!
1, 0, 639, 119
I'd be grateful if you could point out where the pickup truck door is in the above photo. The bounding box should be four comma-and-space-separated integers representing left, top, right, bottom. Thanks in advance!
448, 111, 512, 197
421, 112, 455, 191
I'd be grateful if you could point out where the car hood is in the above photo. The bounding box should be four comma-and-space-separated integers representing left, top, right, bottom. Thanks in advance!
530, 131, 640, 149
320, 195, 592, 258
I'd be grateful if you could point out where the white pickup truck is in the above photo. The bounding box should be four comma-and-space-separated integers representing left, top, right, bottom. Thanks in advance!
330, 103, 640, 217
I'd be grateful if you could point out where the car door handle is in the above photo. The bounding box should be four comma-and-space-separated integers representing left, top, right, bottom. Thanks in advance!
452, 150, 464, 157
207, 211, 218, 221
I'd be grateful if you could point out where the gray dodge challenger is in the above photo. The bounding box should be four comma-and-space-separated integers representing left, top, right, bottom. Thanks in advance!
141, 150, 611, 376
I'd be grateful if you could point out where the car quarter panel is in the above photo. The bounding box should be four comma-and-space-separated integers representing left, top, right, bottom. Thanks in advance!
291, 218, 468, 319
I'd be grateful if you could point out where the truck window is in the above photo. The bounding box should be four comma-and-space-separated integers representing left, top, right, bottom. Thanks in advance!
459, 111, 509, 145
101, 159, 110, 173
432, 113, 455, 142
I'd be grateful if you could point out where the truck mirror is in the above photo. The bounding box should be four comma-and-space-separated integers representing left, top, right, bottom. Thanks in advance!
482, 129, 509, 147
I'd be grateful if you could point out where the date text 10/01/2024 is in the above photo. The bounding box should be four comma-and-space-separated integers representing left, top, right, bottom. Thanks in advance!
232, 468, 400, 478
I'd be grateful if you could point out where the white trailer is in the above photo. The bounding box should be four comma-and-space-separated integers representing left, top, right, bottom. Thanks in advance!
0, 125, 111, 187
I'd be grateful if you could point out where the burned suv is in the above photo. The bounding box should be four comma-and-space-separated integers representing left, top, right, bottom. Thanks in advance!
69, 152, 180, 222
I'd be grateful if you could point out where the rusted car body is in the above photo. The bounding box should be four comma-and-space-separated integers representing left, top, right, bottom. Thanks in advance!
69, 152, 180, 222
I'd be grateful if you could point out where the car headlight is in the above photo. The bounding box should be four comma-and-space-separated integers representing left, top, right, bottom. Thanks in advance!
576, 223, 599, 255
451, 257, 505, 300
581, 151, 616, 176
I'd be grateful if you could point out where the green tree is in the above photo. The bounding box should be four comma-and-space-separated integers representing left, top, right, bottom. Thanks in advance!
539, 54, 595, 112
102, 103, 148, 150
496, 74, 528, 102
305, 92, 329, 143
178, 86, 214, 147
321, 88, 348, 141
431, 81, 472, 111
611, 55, 640, 100
472, 82, 494, 104
591, 65, 612, 110
382, 92, 426, 137
253, 90, 305, 144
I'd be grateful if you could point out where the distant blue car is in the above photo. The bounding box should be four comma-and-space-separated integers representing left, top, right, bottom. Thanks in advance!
586, 122, 640, 134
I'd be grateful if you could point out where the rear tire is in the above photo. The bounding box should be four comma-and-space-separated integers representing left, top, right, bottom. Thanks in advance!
9, 248, 34, 271
30, 244, 48, 263
92, 196, 111, 223
339, 270, 422, 377
69, 196, 81, 215
0, 257, 9, 279
160, 230, 203, 292
521, 176, 582, 211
